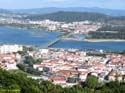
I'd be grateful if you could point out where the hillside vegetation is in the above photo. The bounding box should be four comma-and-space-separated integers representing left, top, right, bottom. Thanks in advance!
25, 11, 125, 23
1, 69, 125, 93
25, 11, 110, 22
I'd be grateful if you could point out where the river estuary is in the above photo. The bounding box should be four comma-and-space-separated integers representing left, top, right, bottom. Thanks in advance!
0, 26, 125, 51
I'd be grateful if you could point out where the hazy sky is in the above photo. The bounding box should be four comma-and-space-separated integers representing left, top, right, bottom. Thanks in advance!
0, 0, 125, 10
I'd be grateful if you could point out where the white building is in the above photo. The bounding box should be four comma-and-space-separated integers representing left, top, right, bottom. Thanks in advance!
5, 62, 18, 70
39, 49, 49, 54
0, 45, 23, 54
48, 25, 57, 31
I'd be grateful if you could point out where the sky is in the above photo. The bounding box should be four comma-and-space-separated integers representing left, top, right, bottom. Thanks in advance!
0, 0, 125, 10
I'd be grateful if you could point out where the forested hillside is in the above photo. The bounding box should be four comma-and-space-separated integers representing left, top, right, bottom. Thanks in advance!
25, 11, 110, 22
1, 69, 125, 93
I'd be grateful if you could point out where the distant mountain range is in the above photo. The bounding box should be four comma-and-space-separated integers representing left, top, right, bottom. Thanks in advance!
0, 9, 11, 14
16, 7, 125, 23
9, 7, 125, 16
1, 7, 125, 23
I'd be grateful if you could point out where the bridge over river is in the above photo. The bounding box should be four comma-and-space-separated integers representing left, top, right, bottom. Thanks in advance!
41, 32, 71, 48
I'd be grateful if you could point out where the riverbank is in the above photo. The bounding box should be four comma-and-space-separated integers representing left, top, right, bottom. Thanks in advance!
84, 39, 125, 42
63, 38, 125, 42
63, 38, 84, 41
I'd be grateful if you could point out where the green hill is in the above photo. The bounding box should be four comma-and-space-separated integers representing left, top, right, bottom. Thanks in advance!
1, 69, 125, 93
25, 11, 110, 22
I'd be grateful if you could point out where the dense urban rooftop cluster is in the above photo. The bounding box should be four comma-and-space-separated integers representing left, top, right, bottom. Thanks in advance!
0, 15, 102, 34
0, 45, 23, 70
29, 19, 102, 34
28, 48, 125, 87
1, 45, 125, 87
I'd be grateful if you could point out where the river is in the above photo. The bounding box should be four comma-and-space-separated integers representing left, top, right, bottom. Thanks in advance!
0, 26, 60, 46
0, 26, 125, 51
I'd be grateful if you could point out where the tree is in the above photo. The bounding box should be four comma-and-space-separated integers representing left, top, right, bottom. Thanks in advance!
103, 89, 113, 93
67, 77, 77, 83
17, 63, 26, 71
85, 75, 98, 89
24, 56, 35, 66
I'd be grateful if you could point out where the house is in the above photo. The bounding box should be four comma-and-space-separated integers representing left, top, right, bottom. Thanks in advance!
108, 70, 116, 81
79, 71, 88, 82
108, 70, 123, 81
49, 77, 66, 85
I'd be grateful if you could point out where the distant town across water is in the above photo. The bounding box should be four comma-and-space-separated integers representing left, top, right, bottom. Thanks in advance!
0, 26, 125, 52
